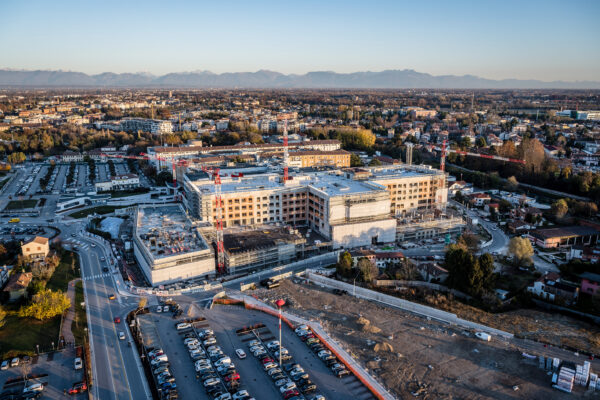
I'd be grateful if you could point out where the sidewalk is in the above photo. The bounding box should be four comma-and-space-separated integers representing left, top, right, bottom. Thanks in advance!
61, 278, 81, 345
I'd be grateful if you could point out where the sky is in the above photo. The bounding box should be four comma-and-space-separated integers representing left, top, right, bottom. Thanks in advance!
1, 0, 599, 82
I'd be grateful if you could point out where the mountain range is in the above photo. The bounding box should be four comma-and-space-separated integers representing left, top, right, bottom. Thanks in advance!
0, 68, 598, 89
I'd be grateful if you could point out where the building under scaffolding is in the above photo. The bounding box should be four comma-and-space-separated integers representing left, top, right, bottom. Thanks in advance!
133, 204, 214, 286
223, 227, 306, 274
396, 213, 466, 242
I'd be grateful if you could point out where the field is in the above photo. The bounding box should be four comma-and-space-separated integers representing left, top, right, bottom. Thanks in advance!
4, 199, 38, 210
251, 279, 598, 399
68, 205, 128, 218
0, 250, 80, 358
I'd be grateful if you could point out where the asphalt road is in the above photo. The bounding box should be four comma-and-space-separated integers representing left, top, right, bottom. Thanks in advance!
66, 228, 151, 400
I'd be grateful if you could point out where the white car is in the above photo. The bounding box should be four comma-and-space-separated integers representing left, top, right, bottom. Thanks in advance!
266, 340, 280, 351
280, 382, 297, 393
249, 345, 264, 353
248, 339, 261, 347
1, 360, 8, 370
233, 390, 250, 400
215, 356, 231, 366
74, 357, 83, 370
119, 332, 126, 340
184, 338, 199, 345
235, 349, 246, 359
176, 322, 191, 330
203, 378, 221, 387
295, 325, 308, 334
203, 337, 217, 346
275, 378, 291, 387
23, 383, 44, 393
263, 362, 278, 371
156, 306, 162, 313
10, 358, 19, 367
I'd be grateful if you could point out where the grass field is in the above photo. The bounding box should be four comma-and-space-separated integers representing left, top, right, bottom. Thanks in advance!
46, 250, 81, 292
0, 250, 81, 357
68, 205, 128, 219
71, 281, 87, 345
4, 199, 38, 210
0, 313, 62, 358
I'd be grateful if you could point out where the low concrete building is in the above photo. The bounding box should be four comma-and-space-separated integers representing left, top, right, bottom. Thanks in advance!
21, 236, 50, 261
95, 174, 140, 192
133, 205, 214, 286
529, 226, 600, 249
3, 272, 32, 302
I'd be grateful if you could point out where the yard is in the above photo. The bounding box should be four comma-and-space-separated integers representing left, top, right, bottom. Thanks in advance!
4, 199, 38, 210
71, 281, 87, 345
46, 250, 80, 292
0, 250, 80, 358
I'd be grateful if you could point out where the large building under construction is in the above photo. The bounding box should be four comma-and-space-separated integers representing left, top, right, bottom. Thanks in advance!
183, 165, 448, 249
132, 204, 214, 286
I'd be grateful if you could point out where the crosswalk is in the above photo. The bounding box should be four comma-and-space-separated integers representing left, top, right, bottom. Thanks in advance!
83, 273, 111, 281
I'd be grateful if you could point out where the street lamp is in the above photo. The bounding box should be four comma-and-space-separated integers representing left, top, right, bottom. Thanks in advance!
353, 268, 361, 296
275, 299, 285, 366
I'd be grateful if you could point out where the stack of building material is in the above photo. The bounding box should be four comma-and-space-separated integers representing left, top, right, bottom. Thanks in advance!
589, 373, 597, 391
575, 361, 590, 387
552, 358, 560, 372
554, 366, 575, 393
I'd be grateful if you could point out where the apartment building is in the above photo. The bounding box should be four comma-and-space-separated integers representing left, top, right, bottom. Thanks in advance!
120, 118, 173, 135
287, 150, 350, 168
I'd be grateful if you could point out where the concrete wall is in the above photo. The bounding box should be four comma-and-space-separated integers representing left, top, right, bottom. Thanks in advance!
306, 271, 513, 339
331, 218, 396, 249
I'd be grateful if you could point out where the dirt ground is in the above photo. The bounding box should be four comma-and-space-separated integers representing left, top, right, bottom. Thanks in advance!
250, 279, 598, 400
403, 289, 600, 355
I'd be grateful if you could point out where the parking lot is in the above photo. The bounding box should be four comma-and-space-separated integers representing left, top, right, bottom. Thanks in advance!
0, 349, 86, 399
146, 299, 369, 400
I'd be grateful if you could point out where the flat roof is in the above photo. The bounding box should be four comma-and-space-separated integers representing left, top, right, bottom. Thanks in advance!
136, 205, 209, 259
192, 171, 386, 197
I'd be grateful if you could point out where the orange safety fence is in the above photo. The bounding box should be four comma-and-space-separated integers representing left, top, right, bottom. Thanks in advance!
213, 298, 244, 305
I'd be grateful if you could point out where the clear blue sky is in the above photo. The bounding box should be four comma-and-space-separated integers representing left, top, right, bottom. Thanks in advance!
1, 0, 599, 81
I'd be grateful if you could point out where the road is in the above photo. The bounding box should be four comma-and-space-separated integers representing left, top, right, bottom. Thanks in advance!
6, 213, 151, 400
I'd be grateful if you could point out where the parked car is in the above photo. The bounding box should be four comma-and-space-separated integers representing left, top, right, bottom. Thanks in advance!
74, 357, 83, 370
235, 349, 246, 359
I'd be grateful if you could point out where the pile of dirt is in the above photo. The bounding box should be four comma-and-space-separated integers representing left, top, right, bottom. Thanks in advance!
356, 315, 382, 333
374, 342, 394, 352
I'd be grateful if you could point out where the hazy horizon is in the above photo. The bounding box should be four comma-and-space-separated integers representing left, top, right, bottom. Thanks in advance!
1, 0, 599, 82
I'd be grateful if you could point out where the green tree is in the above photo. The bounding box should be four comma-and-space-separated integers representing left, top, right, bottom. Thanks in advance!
19, 289, 70, 321
475, 136, 487, 148
551, 198, 569, 219
369, 158, 382, 166
350, 154, 364, 167
357, 257, 378, 282
445, 245, 484, 296
508, 237, 534, 267
478, 253, 495, 290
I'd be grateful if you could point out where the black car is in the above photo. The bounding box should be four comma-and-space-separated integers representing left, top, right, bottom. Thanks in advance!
284, 363, 301, 372
300, 383, 317, 393
325, 358, 338, 367
103, 267, 109, 272
296, 378, 312, 387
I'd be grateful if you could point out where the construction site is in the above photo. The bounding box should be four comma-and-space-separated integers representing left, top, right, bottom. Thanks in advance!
251, 278, 600, 399
132, 204, 214, 286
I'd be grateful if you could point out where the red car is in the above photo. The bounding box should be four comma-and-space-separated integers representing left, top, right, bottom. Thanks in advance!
261, 357, 274, 364
224, 372, 240, 382
68, 382, 88, 394
283, 389, 300, 399
300, 334, 315, 341
114, 317, 121, 323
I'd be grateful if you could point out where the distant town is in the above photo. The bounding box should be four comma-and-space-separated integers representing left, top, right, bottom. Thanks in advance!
0, 88, 599, 399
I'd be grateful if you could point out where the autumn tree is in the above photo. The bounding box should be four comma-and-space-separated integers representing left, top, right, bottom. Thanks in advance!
508, 237, 534, 267
519, 137, 545, 174
357, 257, 379, 282
506, 176, 518, 191
551, 199, 569, 219
19, 289, 70, 320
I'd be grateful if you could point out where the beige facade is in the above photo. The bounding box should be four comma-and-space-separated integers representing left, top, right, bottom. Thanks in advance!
21, 236, 50, 261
